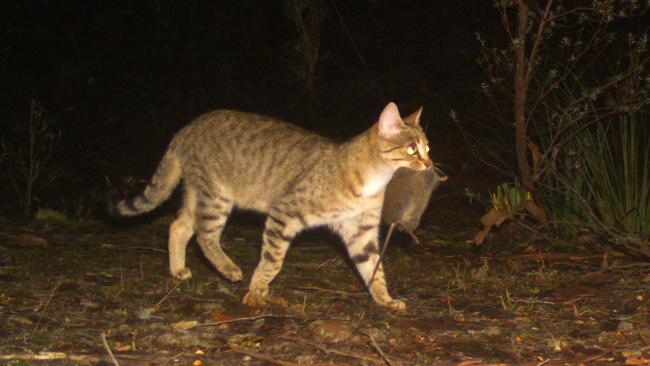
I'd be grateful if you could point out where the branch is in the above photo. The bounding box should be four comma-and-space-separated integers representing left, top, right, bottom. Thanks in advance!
524, 0, 554, 88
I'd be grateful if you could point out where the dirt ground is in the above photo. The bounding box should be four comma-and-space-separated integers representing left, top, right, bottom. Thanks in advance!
1, 196, 649, 366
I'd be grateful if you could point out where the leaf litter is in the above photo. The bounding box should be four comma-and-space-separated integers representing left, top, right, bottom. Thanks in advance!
0, 206, 649, 365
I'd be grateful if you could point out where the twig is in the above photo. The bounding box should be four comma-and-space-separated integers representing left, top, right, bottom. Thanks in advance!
0, 352, 208, 363
370, 223, 395, 285
289, 285, 364, 297
535, 359, 550, 366
164, 352, 186, 365
154, 281, 181, 310
580, 262, 650, 279
101, 332, 120, 366
186, 314, 303, 330
510, 297, 557, 306
279, 336, 383, 365
364, 333, 394, 366
227, 343, 303, 366
0, 352, 69, 361
0, 352, 122, 362
524, 0, 554, 87
32, 281, 61, 336
103, 244, 167, 254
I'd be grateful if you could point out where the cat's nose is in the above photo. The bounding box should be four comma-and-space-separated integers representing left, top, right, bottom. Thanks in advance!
423, 159, 433, 170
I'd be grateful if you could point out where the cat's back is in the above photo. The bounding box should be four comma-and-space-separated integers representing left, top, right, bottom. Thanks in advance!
170, 109, 337, 210
175, 109, 326, 147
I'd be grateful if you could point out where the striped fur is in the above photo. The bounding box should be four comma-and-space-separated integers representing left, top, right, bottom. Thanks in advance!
111, 102, 433, 310
109, 150, 181, 217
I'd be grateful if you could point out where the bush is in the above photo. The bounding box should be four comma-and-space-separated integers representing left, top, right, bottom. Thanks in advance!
541, 113, 649, 253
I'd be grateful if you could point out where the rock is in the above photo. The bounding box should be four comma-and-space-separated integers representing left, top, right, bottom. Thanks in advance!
309, 320, 355, 343
172, 320, 199, 331
618, 321, 634, 332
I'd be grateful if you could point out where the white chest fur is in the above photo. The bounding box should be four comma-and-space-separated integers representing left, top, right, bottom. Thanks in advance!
361, 170, 393, 197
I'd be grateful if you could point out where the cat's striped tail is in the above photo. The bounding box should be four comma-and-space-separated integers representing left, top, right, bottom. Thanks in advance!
108, 150, 182, 217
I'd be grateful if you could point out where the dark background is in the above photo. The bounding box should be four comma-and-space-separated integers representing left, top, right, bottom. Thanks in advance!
0, 0, 498, 214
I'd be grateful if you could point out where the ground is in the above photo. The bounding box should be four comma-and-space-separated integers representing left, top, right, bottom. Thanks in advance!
1, 198, 650, 366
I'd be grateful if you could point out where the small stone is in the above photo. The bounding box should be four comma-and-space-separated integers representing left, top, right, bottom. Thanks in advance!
618, 321, 634, 332
172, 320, 199, 331
309, 320, 355, 343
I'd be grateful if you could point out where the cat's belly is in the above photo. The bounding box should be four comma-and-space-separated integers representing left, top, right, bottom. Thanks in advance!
235, 198, 270, 213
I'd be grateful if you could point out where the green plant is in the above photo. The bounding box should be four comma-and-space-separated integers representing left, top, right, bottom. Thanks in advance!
472, 0, 647, 203
56, 188, 103, 220
490, 181, 532, 214
468, 1, 648, 250
542, 113, 650, 253
1, 100, 60, 217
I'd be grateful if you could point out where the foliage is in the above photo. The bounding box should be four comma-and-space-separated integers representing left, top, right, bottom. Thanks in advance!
490, 181, 532, 214
541, 113, 650, 252
472, 0, 649, 250
0, 100, 60, 217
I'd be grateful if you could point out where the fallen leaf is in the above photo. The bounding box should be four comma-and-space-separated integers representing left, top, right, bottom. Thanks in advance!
210, 312, 237, 322
457, 360, 484, 366
625, 356, 650, 365
80, 298, 101, 309
13, 233, 48, 246
172, 320, 199, 330
474, 208, 511, 245
112, 342, 132, 352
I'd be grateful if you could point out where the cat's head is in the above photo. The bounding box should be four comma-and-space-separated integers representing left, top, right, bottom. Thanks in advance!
376, 102, 433, 171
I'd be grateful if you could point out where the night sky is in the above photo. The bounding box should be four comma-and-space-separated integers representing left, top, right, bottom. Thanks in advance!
1, 1, 503, 211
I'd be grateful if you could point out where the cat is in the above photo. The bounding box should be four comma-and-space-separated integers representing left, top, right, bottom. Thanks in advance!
109, 102, 432, 310
382, 166, 447, 242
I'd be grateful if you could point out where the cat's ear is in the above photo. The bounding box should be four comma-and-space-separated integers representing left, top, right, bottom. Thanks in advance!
404, 106, 423, 126
378, 102, 405, 139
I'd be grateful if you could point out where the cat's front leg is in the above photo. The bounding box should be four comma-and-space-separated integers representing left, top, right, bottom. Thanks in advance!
243, 212, 302, 307
333, 214, 406, 311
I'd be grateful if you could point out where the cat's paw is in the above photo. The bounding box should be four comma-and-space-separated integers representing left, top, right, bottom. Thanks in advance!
388, 300, 406, 311
222, 265, 243, 282
379, 299, 406, 311
242, 291, 267, 308
171, 267, 192, 281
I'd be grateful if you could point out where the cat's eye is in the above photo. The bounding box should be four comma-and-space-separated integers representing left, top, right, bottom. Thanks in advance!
406, 143, 418, 156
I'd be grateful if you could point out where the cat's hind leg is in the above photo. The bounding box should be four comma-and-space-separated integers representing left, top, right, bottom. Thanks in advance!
243, 209, 304, 307
332, 213, 405, 311
195, 186, 242, 282
169, 188, 196, 280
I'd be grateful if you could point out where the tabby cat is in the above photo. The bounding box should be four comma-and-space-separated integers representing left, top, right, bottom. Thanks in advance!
110, 102, 432, 310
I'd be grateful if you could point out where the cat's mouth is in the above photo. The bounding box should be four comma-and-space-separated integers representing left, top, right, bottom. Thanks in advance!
411, 158, 433, 171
